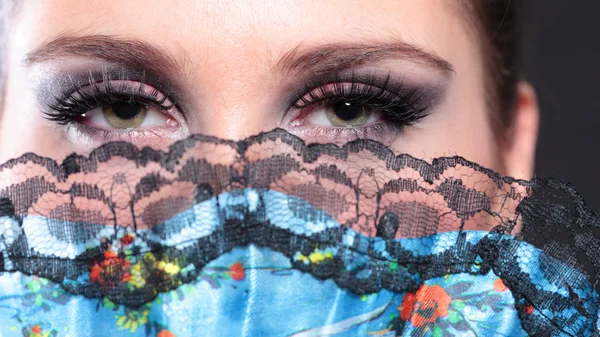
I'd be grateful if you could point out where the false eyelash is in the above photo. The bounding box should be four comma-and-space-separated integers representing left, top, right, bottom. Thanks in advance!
294, 73, 430, 125
42, 72, 174, 126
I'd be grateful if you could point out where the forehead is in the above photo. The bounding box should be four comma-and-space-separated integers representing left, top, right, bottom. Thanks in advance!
11, 1, 477, 73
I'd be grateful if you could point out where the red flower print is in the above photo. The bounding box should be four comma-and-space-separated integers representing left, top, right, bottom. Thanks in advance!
31, 325, 41, 334
157, 330, 176, 337
494, 278, 508, 292
104, 251, 119, 259
89, 253, 131, 288
120, 234, 135, 246
398, 285, 452, 328
523, 305, 534, 315
229, 262, 245, 281
399, 293, 416, 321
89, 264, 102, 283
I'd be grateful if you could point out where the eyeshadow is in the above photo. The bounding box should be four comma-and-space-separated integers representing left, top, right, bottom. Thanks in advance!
282, 68, 449, 119
31, 64, 190, 119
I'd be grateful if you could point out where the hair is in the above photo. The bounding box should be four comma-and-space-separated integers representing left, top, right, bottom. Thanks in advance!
468, 0, 524, 133
0, 1, 523, 131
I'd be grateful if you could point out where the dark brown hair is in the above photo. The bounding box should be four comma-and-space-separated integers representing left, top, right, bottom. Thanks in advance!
469, 0, 524, 132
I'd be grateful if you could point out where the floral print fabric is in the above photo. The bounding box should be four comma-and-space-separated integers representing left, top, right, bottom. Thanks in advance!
1, 130, 598, 336
1, 243, 526, 337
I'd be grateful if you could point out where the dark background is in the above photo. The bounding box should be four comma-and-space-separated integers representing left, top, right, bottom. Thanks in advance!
525, 1, 600, 210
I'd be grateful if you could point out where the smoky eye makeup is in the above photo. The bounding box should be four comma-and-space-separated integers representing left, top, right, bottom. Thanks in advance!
282, 70, 448, 144
33, 65, 190, 147
32, 61, 448, 148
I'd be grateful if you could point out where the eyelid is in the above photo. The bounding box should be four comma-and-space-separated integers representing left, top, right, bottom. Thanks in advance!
285, 71, 435, 142
294, 81, 395, 108
32, 64, 192, 147
38, 75, 190, 150
43, 79, 182, 126
34, 65, 190, 120
70, 80, 174, 110
284, 69, 448, 112
290, 76, 426, 115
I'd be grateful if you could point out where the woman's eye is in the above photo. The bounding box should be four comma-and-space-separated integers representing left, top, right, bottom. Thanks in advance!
305, 101, 381, 127
84, 102, 169, 130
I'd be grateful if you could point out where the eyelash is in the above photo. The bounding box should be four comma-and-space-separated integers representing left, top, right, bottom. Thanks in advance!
41, 71, 429, 144
293, 74, 429, 127
42, 76, 174, 126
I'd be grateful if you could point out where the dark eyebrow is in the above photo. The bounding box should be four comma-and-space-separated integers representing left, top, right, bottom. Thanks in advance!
25, 35, 453, 81
275, 41, 454, 77
25, 35, 182, 76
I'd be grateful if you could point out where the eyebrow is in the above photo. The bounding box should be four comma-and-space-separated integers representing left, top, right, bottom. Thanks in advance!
275, 41, 454, 77
25, 35, 454, 81
25, 35, 183, 77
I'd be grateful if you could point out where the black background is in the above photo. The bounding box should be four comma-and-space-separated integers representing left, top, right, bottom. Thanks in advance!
525, 1, 600, 210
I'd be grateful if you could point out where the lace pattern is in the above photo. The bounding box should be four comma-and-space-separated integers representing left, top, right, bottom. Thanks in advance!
0, 129, 598, 336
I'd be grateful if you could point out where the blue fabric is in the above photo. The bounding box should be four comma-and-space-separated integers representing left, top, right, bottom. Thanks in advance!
0, 246, 525, 337
0, 189, 597, 336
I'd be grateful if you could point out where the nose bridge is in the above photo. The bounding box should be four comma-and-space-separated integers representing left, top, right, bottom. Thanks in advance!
183, 46, 282, 141
190, 91, 281, 141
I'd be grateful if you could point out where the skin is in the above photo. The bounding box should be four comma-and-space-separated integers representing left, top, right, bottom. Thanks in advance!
0, 0, 539, 179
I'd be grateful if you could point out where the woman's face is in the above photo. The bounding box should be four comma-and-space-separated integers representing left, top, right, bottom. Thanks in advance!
0, 0, 531, 175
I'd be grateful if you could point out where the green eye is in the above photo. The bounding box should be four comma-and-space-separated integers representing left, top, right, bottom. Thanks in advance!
325, 102, 371, 126
103, 102, 148, 129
